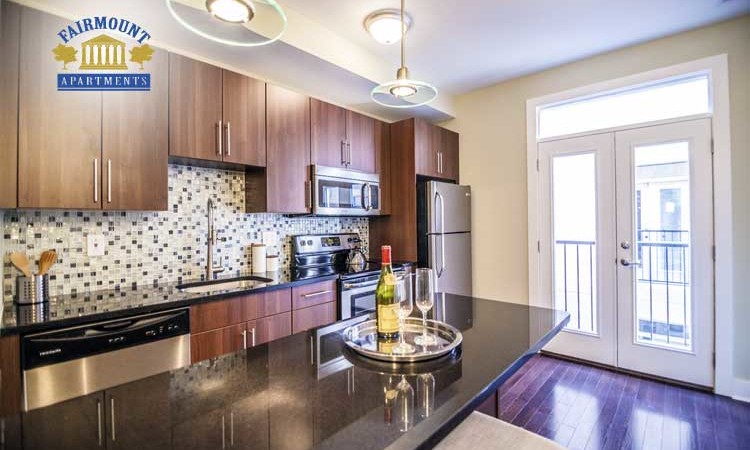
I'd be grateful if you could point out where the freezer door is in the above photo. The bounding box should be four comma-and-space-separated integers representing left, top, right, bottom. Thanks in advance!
429, 233, 472, 296
426, 182, 471, 234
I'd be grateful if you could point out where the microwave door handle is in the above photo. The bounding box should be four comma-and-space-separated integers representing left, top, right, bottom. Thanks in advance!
367, 184, 373, 211
361, 184, 368, 211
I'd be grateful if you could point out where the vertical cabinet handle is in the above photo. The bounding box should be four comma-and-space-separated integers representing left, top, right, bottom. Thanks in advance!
251, 327, 256, 347
225, 122, 231, 157
97, 400, 103, 446
216, 120, 223, 157
107, 159, 112, 203
241, 329, 248, 350
221, 414, 226, 450
347, 142, 352, 166
110, 397, 116, 442
341, 140, 346, 166
310, 335, 314, 366
230, 411, 235, 446
93, 158, 99, 203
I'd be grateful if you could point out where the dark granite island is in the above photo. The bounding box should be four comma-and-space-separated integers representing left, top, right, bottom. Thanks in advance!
1, 294, 568, 450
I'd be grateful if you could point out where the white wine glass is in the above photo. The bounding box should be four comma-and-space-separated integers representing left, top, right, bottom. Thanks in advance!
413, 268, 437, 346
392, 273, 415, 355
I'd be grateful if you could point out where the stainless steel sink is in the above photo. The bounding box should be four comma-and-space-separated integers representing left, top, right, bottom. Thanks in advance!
176, 276, 274, 294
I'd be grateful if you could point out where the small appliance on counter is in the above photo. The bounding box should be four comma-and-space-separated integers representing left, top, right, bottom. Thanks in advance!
291, 233, 409, 319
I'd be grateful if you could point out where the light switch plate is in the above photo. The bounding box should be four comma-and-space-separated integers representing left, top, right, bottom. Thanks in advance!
262, 231, 278, 246
87, 234, 106, 257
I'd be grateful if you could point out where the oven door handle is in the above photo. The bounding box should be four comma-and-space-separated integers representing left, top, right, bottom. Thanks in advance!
342, 279, 380, 290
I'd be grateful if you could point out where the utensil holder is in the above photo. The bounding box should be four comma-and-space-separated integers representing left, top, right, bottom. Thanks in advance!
15, 274, 50, 305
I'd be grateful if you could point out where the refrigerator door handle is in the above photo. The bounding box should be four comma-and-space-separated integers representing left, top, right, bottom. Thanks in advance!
435, 191, 446, 277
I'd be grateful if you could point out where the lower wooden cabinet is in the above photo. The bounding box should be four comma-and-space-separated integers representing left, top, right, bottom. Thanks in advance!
105, 374, 172, 450
190, 322, 247, 363
172, 407, 226, 450
292, 302, 336, 334
255, 312, 292, 346
0, 335, 21, 416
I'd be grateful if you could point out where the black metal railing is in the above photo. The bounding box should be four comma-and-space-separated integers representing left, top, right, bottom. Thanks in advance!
555, 240, 596, 333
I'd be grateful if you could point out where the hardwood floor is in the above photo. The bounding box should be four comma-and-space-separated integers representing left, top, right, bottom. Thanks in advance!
497, 355, 750, 450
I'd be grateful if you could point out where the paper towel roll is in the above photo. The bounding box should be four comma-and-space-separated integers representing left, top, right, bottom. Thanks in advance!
252, 244, 267, 273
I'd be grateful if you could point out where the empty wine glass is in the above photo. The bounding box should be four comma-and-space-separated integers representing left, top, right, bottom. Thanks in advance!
413, 268, 437, 346
392, 273, 415, 355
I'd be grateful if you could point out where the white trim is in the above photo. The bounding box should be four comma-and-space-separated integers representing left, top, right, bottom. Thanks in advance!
526, 54, 734, 396
734, 378, 750, 403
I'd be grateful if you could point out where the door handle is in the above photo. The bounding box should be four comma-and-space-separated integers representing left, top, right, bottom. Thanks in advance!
93, 158, 99, 203
434, 191, 446, 277
97, 400, 103, 446
341, 140, 346, 166
367, 183, 373, 211
216, 120, 223, 157
241, 329, 248, 349
250, 327, 256, 347
303, 290, 332, 298
225, 122, 231, 157
107, 159, 112, 204
348, 142, 352, 166
110, 397, 116, 442
620, 258, 642, 267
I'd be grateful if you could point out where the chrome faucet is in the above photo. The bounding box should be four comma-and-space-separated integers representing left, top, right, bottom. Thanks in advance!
206, 199, 225, 280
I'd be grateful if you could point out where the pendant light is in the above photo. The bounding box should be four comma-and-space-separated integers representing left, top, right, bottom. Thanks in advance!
165, 0, 287, 47
371, 0, 438, 108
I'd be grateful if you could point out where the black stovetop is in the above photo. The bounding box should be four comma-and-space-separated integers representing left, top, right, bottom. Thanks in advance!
293, 261, 408, 282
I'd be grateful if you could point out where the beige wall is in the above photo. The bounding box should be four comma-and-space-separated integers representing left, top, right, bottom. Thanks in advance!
445, 15, 750, 379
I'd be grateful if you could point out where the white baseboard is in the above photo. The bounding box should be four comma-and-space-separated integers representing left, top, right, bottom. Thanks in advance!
733, 377, 750, 403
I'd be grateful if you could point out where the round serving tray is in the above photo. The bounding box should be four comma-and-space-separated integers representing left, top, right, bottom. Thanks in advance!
342, 318, 463, 363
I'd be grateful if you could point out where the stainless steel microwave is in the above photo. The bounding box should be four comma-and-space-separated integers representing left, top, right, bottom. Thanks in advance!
312, 165, 380, 216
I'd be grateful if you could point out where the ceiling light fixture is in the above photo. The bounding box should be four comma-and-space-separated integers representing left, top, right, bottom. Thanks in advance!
206, 0, 255, 23
165, 0, 287, 47
364, 9, 411, 45
371, 0, 438, 108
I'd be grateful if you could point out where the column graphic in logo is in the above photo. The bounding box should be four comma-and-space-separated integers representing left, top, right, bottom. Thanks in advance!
52, 17, 154, 91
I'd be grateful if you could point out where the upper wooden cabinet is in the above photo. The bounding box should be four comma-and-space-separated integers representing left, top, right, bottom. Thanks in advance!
375, 119, 391, 215
311, 99, 376, 173
415, 119, 459, 181
0, 1, 20, 208
102, 48, 169, 211
169, 54, 266, 167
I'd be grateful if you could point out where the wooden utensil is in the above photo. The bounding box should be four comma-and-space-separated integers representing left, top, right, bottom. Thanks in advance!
38, 250, 57, 275
10, 252, 32, 277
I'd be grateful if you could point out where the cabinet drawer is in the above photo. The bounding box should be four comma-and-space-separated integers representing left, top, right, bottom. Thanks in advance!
190, 298, 244, 334
292, 280, 337, 310
244, 289, 292, 320
292, 302, 336, 334
253, 312, 292, 346
190, 323, 247, 363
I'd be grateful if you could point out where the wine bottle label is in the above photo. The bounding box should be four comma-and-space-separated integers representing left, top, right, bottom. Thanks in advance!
377, 303, 400, 334
384, 273, 396, 286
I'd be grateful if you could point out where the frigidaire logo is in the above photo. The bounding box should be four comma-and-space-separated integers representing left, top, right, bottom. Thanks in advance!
52, 16, 154, 91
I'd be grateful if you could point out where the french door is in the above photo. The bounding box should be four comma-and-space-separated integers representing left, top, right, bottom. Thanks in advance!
538, 118, 714, 387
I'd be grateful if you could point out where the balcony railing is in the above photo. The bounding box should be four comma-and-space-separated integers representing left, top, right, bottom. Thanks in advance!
554, 240, 596, 333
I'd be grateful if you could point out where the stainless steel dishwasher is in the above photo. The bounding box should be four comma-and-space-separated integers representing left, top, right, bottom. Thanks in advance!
22, 308, 190, 411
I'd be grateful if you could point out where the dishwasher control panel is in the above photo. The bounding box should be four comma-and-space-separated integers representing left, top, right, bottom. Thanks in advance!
22, 308, 190, 370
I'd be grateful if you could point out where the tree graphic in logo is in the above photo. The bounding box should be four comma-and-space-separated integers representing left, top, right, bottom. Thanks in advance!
52, 44, 77, 70
129, 44, 155, 70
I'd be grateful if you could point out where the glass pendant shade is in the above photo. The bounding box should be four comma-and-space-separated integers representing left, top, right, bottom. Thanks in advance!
166, 0, 287, 47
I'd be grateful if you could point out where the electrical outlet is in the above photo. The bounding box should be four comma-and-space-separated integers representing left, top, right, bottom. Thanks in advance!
262, 231, 278, 246
87, 234, 106, 257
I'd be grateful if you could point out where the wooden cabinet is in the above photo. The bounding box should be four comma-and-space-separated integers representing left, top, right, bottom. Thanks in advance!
310, 99, 376, 172
105, 374, 171, 450
168, 53, 223, 162
17, 6, 101, 209
291, 280, 337, 310
292, 302, 336, 334
441, 126, 460, 182
102, 48, 168, 211
190, 322, 247, 363
255, 84, 311, 214
0, 1, 20, 208
255, 311, 292, 346
415, 119, 459, 181
375, 119, 391, 215
0, 336, 21, 416
23, 392, 103, 450
222, 70, 266, 166
172, 407, 225, 450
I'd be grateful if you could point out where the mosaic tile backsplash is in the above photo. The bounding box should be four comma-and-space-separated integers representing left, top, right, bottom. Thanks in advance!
2, 165, 368, 298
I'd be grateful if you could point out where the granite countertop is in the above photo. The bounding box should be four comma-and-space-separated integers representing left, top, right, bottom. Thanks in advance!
0, 270, 339, 336
1, 294, 569, 450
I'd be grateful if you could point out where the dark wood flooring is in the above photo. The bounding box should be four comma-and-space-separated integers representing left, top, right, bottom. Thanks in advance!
497, 355, 750, 450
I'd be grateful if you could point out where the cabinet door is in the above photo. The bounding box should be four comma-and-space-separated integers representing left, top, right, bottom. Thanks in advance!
291, 280, 337, 310
105, 373, 171, 450
441, 127, 459, 182
172, 407, 225, 450
222, 70, 266, 166
375, 120, 391, 214
311, 99, 347, 168
102, 48, 168, 211
0, 1, 20, 208
347, 111, 376, 173
0, 414, 22, 450
266, 84, 311, 214
255, 312, 292, 346
190, 322, 246, 363
23, 392, 104, 450
414, 119, 438, 178
269, 336, 313, 450
169, 53, 223, 162
0, 336, 21, 416
292, 302, 336, 334
18, 7, 101, 209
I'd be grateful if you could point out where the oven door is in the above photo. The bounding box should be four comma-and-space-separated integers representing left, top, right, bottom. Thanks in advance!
339, 277, 380, 320
313, 165, 380, 216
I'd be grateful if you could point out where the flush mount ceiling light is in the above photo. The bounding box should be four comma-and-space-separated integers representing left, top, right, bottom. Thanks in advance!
371, 0, 437, 109
364, 9, 411, 45
166, 0, 287, 47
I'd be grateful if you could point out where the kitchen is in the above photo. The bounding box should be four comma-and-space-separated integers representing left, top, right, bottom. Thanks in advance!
1, 1, 749, 449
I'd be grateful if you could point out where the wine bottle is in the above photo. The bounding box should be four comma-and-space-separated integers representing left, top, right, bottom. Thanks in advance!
376, 245, 399, 339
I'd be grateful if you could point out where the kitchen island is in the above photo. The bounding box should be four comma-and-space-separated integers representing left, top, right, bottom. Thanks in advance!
0, 294, 568, 450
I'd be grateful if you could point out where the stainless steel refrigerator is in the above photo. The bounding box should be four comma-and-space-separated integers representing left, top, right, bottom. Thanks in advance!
417, 181, 472, 296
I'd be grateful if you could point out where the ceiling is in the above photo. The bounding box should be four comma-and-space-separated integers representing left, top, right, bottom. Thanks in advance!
17, 0, 750, 122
